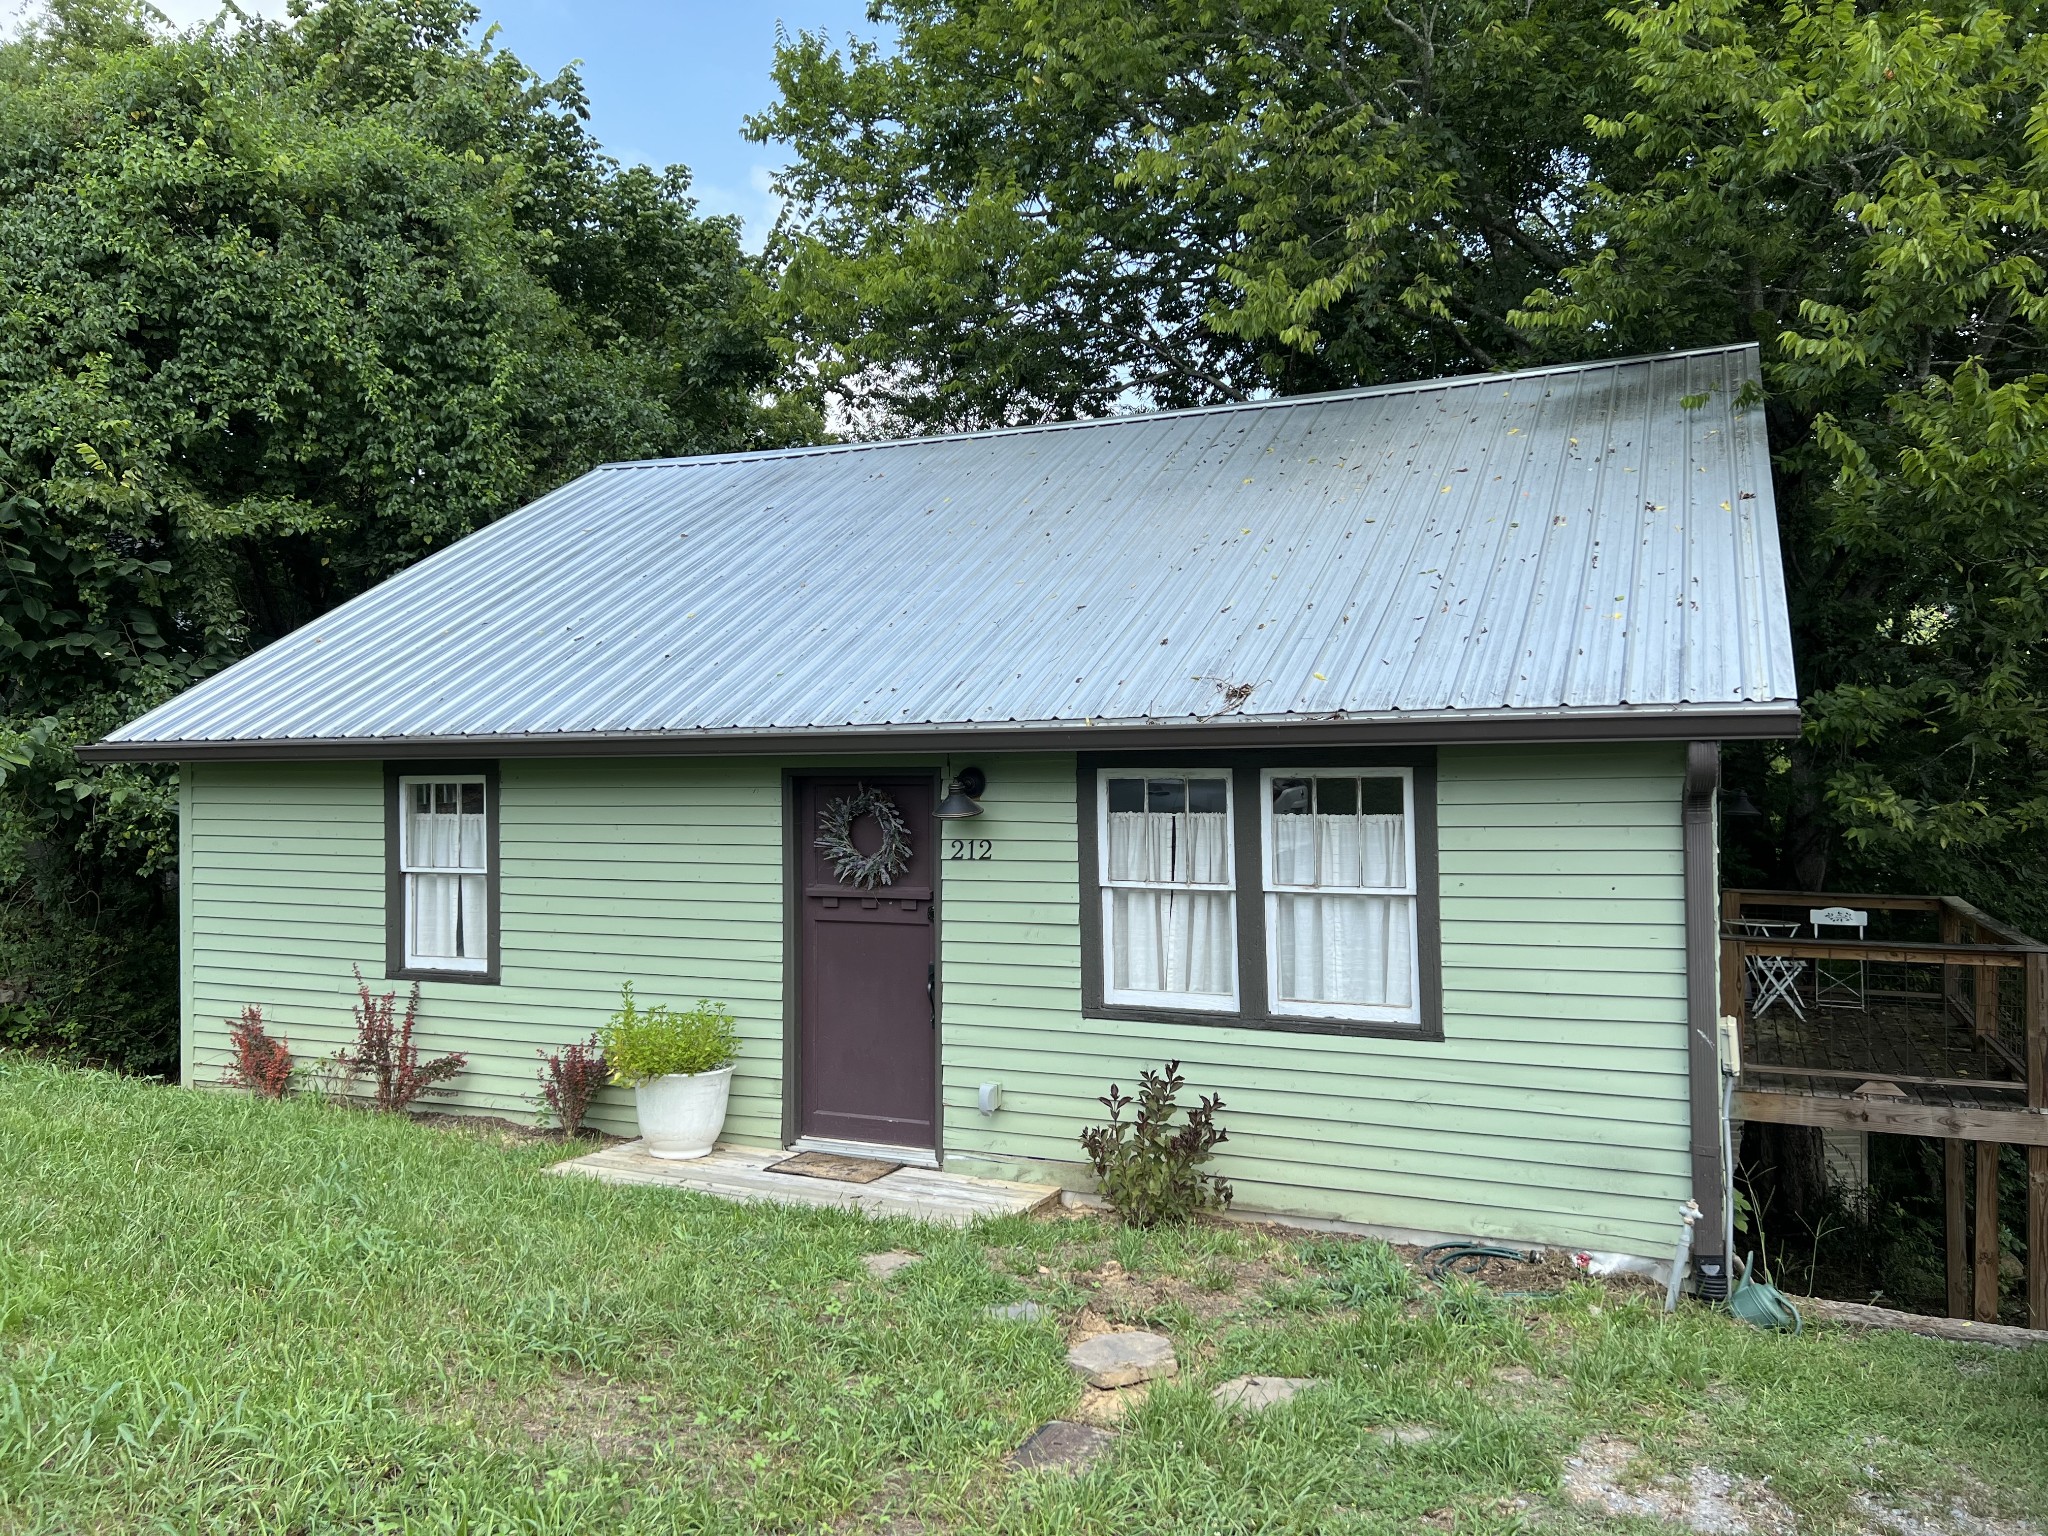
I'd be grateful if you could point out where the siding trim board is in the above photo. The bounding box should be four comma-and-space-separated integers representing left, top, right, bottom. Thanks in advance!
1075, 749, 1443, 1040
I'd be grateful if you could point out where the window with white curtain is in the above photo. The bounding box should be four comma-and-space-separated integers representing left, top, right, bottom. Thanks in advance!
399, 776, 489, 973
1262, 769, 1419, 1022
1099, 771, 1237, 1010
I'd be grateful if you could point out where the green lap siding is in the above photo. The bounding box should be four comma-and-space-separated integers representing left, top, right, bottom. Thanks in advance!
184, 759, 786, 1140
936, 744, 1691, 1257
183, 741, 1691, 1254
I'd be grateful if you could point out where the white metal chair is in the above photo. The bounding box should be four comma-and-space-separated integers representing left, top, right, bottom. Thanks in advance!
1738, 919, 1807, 1019
1808, 906, 1869, 1011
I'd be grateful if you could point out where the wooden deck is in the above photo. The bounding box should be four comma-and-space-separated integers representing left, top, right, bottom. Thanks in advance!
1722, 887, 2048, 1327
548, 1142, 1062, 1226
1743, 996, 2029, 1112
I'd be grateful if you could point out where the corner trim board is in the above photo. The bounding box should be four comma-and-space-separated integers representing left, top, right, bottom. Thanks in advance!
1683, 741, 1728, 1286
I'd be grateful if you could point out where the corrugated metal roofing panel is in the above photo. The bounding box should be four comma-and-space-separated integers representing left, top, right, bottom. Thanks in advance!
99, 344, 1798, 751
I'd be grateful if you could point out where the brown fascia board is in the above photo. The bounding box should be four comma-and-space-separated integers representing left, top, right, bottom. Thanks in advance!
75, 703, 1803, 764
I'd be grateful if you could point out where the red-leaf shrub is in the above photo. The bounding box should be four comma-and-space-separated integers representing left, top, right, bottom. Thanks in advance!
537, 1037, 609, 1136
343, 965, 465, 1112
224, 1005, 293, 1098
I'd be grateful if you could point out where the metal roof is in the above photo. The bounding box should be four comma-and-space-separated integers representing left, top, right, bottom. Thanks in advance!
90, 344, 1799, 760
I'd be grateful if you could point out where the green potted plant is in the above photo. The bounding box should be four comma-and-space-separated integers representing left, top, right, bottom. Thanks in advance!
596, 983, 739, 1160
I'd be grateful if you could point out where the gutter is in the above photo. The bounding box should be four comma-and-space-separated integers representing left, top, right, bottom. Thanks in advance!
77, 704, 1803, 764
1683, 741, 1731, 1299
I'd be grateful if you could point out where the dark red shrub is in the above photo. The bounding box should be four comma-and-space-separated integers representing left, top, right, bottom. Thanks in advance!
224, 1005, 294, 1098
537, 1037, 609, 1136
343, 964, 465, 1113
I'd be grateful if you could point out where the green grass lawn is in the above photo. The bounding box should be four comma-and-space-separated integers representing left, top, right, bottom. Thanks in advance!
1, 1058, 2044, 1535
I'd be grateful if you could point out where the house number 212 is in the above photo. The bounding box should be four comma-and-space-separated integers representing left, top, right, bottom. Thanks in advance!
947, 838, 994, 861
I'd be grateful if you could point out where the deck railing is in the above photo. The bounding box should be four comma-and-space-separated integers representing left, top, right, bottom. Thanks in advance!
1719, 888, 2048, 1328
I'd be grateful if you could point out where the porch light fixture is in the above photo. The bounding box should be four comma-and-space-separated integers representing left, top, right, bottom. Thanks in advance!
1723, 789, 1763, 818
936, 765, 986, 820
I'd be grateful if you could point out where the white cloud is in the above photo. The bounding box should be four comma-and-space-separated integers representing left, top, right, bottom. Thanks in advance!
692, 162, 784, 254
145, 0, 293, 25
1, 0, 293, 34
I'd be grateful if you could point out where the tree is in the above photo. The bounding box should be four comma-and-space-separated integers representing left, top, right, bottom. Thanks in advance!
0, 0, 814, 1071
1512, 0, 2048, 917
752, 0, 1629, 430
762, 0, 2048, 924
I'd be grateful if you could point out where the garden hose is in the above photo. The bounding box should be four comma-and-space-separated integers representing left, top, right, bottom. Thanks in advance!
1417, 1241, 1560, 1300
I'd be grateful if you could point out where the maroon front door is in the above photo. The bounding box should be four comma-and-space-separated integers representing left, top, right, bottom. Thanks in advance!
795, 775, 938, 1149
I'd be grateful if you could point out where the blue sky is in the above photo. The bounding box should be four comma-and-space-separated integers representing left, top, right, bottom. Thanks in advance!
137, 1, 893, 247
461, 2, 890, 243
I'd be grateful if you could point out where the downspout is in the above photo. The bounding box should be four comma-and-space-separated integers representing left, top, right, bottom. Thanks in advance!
1684, 741, 1731, 1299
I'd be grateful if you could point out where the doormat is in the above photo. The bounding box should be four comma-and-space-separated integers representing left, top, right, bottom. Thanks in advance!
766, 1151, 903, 1184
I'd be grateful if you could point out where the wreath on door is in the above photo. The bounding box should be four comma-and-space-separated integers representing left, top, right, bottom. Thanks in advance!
816, 785, 913, 889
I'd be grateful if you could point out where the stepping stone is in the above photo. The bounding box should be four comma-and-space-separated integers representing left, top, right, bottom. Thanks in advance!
1066, 1330, 1178, 1389
1373, 1424, 1437, 1446
987, 1300, 1049, 1322
1212, 1375, 1319, 1413
1007, 1419, 1113, 1474
862, 1250, 921, 1279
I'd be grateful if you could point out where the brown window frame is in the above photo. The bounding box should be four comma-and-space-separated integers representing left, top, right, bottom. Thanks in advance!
1077, 749, 1442, 1039
384, 760, 501, 985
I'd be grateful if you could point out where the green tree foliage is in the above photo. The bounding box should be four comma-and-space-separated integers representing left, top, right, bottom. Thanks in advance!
763, 0, 2048, 923
753, 0, 1626, 429
0, 0, 812, 1071
1511, 0, 2048, 915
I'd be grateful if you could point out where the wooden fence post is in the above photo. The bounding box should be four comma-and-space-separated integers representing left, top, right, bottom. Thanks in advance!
1941, 902, 1964, 1023
2028, 954, 2046, 1329
1946, 1140, 1970, 1320
1976, 1142, 2002, 1323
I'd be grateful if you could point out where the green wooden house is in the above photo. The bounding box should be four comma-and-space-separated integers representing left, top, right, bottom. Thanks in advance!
85, 344, 1798, 1272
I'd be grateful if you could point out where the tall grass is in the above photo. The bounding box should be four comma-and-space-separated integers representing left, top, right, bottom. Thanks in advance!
1, 1057, 2042, 1534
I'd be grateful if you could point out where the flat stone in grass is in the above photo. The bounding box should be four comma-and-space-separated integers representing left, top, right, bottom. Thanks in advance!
986, 1300, 1048, 1322
862, 1250, 921, 1279
1007, 1420, 1113, 1474
1373, 1425, 1438, 1446
1211, 1375, 1319, 1413
1065, 1330, 1178, 1389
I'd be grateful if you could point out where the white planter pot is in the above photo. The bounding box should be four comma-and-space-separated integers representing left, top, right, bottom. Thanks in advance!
634, 1066, 734, 1160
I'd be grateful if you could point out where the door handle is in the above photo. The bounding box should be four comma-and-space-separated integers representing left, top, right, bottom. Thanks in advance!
928, 962, 935, 1028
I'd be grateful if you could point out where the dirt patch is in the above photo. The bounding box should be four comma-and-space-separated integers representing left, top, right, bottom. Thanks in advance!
450, 1371, 728, 1470
1064, 1254, 1291, 1330
412, 1111, 621, 1149
1072, 1381, 1150, 1425
1855, 1493, 2045, 1536
1392, 1242, 1663, 1300
1561, 1435, 1795, 1535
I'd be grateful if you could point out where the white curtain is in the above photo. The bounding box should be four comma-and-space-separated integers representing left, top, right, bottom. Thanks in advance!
1269, 812, 1404, 889
408, 806, 486, 961
1269, 813, 1411, 1008
1272, 892, 1413, 1007
1107, 810, 1233, 997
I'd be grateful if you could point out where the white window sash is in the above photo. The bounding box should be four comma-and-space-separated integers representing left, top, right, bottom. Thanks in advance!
1098, 769, 1239, 1012
1260, 768, 1421, 1024
398, 775, 489, 973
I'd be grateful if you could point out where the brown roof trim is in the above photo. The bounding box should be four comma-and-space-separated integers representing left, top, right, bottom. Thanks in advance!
77, 704, 1802, 764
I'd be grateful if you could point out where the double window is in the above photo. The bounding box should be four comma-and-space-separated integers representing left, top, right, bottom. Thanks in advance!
1083, 755, 1439, 1035
385, 765, 499, 982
